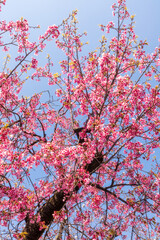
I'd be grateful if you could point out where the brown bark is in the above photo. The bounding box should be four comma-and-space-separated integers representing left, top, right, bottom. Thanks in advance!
23, 191, 65, 240
22, 129, 103, 240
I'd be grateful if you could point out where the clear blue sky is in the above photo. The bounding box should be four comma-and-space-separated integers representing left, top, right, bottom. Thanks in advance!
1, 0, 159, 96
1, 0, 160, 50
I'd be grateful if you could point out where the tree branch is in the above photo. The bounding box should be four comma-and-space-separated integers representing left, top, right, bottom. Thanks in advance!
22, 128, 103, 240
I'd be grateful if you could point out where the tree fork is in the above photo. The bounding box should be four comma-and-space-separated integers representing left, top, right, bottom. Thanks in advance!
22, 129, 103, 240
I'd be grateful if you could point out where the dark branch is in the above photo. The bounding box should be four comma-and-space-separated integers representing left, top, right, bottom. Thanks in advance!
22, 127, 103, 240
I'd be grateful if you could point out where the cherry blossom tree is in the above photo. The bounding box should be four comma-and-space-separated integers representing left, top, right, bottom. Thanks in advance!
0, 0, 160, 239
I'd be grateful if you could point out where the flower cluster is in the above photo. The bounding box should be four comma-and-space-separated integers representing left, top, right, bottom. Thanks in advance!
0, 0, 160, 239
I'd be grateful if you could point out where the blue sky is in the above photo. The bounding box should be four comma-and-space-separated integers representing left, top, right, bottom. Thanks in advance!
1, 0, 160, 96
1, 0, 160, 50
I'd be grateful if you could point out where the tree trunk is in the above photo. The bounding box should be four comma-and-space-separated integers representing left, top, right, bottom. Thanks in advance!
22, 150, 103, 240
